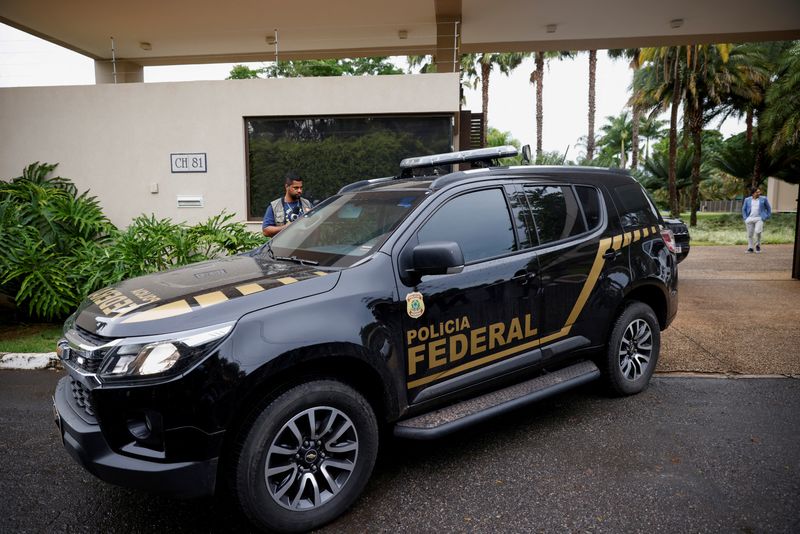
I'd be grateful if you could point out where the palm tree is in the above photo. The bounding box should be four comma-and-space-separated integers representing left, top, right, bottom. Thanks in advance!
473, 53, 527, 147
596, 111, 633, 168
641, 147, 695, 209
634, 46, 684, 217
530, 51, 575, 158
586, 50, 598, 160
609, 48, 643, 168
763, 42, 800, 153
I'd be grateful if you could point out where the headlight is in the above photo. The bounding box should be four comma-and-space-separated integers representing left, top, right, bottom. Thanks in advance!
99, 323, 233, 380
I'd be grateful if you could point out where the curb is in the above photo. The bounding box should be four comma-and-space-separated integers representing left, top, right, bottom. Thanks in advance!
0, 352, 61, 370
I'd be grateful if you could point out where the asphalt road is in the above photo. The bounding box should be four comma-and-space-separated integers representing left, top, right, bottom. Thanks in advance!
2, 369, 798, 533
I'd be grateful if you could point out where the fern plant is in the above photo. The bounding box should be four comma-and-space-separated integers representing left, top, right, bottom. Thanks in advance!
1, 163, 264, 322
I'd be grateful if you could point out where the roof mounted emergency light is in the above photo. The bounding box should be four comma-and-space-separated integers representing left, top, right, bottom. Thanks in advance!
399, 145, 518, 171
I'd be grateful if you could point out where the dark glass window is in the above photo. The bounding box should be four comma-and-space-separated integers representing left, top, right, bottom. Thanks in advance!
246, 115, 452, 219
614, 183, 659, 229
418, 188, 516, 263
575, 186, 602, 230
524, 185, 587, 245
507, 188, 538, 249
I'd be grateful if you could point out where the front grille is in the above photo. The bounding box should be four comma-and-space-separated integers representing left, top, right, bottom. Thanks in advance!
75, 325, 113, 346
69, 377, 96, 417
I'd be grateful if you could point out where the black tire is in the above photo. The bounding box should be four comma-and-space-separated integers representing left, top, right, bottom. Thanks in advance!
601, 301, 660, 396
233, 380, 378, 533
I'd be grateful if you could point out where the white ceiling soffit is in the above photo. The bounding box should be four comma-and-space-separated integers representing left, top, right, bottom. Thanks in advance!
1, 0, 799, 66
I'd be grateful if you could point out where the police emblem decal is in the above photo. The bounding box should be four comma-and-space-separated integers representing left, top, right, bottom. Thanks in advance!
406, 292, 425, 319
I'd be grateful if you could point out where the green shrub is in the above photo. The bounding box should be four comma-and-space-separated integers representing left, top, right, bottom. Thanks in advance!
1, 163, 263, 322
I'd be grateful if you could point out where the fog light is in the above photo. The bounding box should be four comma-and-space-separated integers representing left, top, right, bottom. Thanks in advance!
127, 410, 164, 449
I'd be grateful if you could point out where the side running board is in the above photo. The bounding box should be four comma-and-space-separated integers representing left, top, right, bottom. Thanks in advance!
393, 360, 600, 440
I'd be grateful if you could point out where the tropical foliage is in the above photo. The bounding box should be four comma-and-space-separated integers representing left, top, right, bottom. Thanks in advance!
228, 58, 403, 79
0, 163, 262, 321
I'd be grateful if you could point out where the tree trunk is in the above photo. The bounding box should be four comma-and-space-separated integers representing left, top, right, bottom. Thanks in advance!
745, 108, 753, 144
534, 52, 544, 159
586, 50, 597, 161
481, 61, 490, 147
668, 76, 682, 217
689, 106, 703, 227
631, 104, 641, 170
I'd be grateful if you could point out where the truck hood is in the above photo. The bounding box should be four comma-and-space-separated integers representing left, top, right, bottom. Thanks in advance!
72, 254, 340, 338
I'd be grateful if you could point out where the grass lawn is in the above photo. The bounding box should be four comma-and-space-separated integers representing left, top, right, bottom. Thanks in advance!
685, 212, 797, 246
0, 323, 62, 353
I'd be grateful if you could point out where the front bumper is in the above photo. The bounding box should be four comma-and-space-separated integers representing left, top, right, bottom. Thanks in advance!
54, 376, 217, 498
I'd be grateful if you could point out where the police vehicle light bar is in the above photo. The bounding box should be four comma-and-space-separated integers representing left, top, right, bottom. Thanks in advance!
399, 145, 518, 170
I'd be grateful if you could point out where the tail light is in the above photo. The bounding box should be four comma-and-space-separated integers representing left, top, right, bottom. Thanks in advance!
660, 227, 677, 254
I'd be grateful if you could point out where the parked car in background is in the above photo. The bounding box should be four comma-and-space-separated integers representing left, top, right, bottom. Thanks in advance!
663, 217, 690, 262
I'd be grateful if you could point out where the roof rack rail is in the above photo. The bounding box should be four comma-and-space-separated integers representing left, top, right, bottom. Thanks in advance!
399, 145, 518, 177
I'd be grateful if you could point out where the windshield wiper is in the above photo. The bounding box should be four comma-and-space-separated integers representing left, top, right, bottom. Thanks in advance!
275, 255, 319, 266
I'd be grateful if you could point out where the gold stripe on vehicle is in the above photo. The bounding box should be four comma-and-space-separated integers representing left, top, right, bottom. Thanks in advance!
612, 235, 623, 250
236, 283, 265, 295
623, 232, 632, 247
122, 300, 193, 324
633, 229, 641, 241
194, 291, 228, 308
563, 237, 613, 329
642, 227, 650, 238
406, 238, 612, 390
278, 277, 298, 285
314, 271, 328, 276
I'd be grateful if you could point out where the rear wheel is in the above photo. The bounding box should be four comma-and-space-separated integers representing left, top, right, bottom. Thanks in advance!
233, 380, 378, 533
601, 301, 660, 396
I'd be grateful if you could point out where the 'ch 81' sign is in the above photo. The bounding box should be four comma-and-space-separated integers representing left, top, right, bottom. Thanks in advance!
171, 153, 207, 173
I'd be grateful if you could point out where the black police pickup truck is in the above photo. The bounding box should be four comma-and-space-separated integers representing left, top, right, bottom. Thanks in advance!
54, 146, 678, 532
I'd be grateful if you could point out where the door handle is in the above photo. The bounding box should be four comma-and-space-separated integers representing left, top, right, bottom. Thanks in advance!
512, 270, 537, 285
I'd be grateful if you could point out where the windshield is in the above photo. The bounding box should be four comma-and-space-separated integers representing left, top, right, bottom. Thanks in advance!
268, 189, 426, 268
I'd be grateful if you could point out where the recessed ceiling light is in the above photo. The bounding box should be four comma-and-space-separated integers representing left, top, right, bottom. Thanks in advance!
670, 18, 684, 29
546, 24, 557, 34
139, 42, 152, 51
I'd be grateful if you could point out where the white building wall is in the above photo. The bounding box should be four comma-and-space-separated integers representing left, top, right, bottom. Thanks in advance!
767, 177, 799, 213
0, 73, 459, 229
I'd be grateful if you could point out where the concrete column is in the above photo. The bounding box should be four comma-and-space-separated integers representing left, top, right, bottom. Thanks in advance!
94, 60, 144, 84
434, 18, 461, 73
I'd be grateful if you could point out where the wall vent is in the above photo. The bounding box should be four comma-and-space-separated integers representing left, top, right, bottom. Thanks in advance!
177, 195, 204, 208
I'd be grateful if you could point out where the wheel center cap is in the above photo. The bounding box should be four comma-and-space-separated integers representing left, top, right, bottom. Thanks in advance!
304, 449, 318, 464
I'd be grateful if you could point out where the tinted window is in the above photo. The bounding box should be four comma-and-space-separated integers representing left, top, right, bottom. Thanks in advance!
615, 183, 659, 229
418, 188, 516, 262
575, 186, 602, 230
524, 186, 587, 245
507, 188, 538, 249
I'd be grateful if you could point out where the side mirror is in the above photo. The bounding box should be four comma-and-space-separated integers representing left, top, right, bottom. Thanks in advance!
411, 241, 465, 277
521, 144, 532, 164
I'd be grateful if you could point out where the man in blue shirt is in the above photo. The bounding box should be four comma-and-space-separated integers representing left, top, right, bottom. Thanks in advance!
742, 187, 772, 253
262, 172, 312, 238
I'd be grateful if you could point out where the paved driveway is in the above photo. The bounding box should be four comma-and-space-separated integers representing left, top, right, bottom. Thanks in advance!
1, 245, 798, 532
660, 244, 800, 376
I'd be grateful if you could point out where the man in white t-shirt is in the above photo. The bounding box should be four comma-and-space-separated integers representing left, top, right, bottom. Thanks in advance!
742, 187, 772, 253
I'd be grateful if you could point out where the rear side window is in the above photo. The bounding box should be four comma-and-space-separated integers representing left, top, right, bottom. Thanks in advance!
575, 186, 602, 230
524, 185, 587, 245
418, 188, 516, 263
614, 183, 659, 229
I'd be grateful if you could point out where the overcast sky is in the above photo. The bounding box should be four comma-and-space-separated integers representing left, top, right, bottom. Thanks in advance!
0, 22, 743, 158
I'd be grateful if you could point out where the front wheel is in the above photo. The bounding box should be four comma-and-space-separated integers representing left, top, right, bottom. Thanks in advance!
233, 380, 378, 533
601, 301, 660, 396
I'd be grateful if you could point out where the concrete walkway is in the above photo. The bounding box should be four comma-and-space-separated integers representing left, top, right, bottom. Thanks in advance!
660, 244, 800, 376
